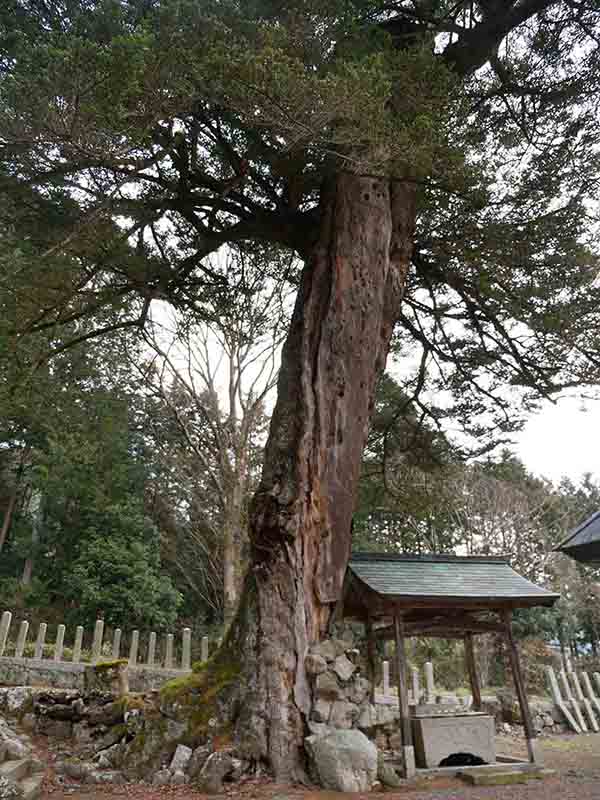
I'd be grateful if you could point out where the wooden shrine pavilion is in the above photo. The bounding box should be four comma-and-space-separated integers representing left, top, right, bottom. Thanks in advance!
555, 510, 600, 565
340, 553, 560, 777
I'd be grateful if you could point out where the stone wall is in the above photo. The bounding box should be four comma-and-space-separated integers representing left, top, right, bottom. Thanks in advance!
305, 634, 403, 752
0, 683, 245, 791
0, 657, 188, 693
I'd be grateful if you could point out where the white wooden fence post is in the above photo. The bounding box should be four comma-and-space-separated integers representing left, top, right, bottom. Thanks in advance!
34, 622, 47, 660
147, 632, 156, 667
112, 628, 122, 659
129, 630, 139, 666
201, 636, 209, 663
182, 628, 191, 671
0, 611, 12, 657
54, 624, 66, 662
91, 619, 104, 663
72, 626, 84, 662
165, 634, 174, 669
15, 621, 29, 658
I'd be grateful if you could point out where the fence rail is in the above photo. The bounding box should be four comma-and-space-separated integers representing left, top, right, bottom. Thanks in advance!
0, 610, 212, 673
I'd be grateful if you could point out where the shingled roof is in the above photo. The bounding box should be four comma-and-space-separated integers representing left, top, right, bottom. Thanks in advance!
555, 511, 600, 564
347, 552, 559, 610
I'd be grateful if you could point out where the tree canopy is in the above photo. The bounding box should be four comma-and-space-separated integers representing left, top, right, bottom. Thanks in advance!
1, 0, 600, 443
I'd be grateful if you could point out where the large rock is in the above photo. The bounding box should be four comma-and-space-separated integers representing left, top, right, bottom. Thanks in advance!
196, 751, 234, 794
187, 744, 213, 779
378, 753, 403, 788
170, 744, 193, 773
87, 769, 126, 785
0, 688, 33, 716
306, 730, 378, 792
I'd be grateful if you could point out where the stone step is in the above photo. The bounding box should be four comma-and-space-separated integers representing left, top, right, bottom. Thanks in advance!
0, 758, 31, 782
461, 768, 557, 787
20, 774, 44, 800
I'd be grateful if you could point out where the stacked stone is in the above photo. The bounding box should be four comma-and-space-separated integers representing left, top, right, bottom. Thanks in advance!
493, 692, 567, 735
305, 636, 401, 752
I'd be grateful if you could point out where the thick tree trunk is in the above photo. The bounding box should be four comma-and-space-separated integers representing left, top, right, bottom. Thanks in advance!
0, 489, 17, 553
232, 172, 416, 780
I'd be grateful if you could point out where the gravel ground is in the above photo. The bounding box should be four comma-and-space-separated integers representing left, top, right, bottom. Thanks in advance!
40, 733, 600, 800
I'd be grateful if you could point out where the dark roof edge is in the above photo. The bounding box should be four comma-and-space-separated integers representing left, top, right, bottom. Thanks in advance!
554, 510, 600, 552
349, 551, 509, 564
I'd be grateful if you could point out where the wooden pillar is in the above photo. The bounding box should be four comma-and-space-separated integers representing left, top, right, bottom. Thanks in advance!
365, 614, 377, 703
394, 611, 416, 778
464, 633, 482, 711
503, 610, 540, 764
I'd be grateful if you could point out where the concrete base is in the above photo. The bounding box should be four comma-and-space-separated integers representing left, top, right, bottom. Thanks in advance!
412, 713, 495, 769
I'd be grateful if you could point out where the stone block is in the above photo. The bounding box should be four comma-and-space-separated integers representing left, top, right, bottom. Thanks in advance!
307, 721, 333, 737
462, 771, 529, 786
312, 699, 331, 723
152, 769, 170, 786
356, 703, 377, 730
349, 676, 370, 705
333, 655, 355, 683
84, 661, 129, 696
310, 641, 339, 662
329, 701, 356, 729
315, 672, 342, 701
305, 654, 327, 675
412, 714, 495, 769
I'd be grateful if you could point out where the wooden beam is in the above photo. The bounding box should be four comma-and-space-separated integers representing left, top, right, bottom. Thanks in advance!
394, 611, 416, 778
503, 610, 540, 765
464, 633, 482, 711
365, 613, 377, 704
374, 618, 504, 640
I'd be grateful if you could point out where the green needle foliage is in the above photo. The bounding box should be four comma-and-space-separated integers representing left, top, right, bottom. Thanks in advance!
2, 0, 600, 448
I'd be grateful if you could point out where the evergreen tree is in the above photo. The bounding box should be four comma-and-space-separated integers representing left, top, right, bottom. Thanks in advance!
3, 0, 600, 776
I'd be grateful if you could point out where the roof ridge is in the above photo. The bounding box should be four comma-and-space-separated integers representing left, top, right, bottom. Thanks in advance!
555, 509, 600, 552
349, 551, 509, 564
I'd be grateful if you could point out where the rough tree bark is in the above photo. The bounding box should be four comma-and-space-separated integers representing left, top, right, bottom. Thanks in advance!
228, 172, 416, 780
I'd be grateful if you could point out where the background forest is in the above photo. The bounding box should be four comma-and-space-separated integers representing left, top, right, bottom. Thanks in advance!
1, 285, 599, 679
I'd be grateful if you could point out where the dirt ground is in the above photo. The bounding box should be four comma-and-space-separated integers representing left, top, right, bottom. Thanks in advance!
39, 733, 600, 800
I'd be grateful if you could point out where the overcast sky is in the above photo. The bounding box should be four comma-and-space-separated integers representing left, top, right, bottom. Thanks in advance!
515, 395, 600, 483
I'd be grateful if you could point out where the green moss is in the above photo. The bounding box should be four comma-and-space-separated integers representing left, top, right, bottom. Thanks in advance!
110, 723, 128, 740
92, 658, 128, 672
160, 651, 241, 741
122, 693, 151, 712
